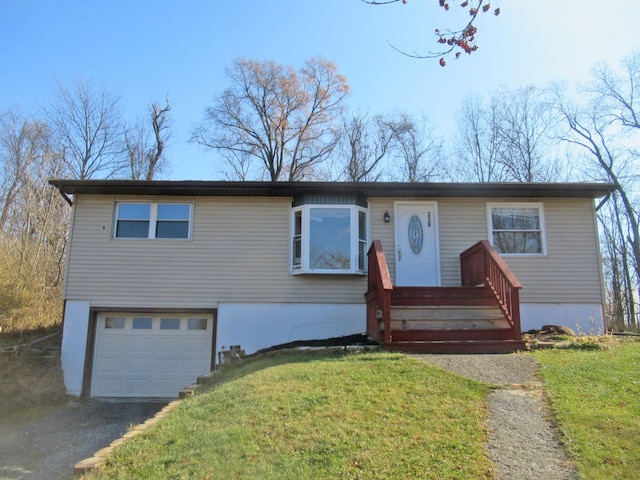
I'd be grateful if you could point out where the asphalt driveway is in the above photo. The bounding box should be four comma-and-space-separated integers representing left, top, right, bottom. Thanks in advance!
0, 400, 166, 480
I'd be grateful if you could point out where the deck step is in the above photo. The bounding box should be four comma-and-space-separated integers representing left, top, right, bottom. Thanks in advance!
382, 306, 509, 332
371, 284, 523, 354
390, 319, 510, 331
390, 327, 519, 342
389, 305, 507, 330
391, 286, 492, 297
391, 286, 498, 307
385, 339, 527, 354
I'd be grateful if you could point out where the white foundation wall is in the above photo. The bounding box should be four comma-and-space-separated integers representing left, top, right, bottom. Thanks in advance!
61, 300, 90, 396
520, 303, 605, 334
216, 303, 366, 357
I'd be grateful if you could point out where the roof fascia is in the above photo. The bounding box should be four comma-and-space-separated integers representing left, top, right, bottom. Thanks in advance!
48, 180, 616, 199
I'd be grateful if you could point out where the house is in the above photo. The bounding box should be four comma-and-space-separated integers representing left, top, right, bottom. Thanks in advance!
49, 180, 614, 398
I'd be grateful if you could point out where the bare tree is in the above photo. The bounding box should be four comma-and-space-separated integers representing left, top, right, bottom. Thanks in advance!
338, 111, 410, 181
0, 108, 68, 332
48, 78, 124, 179
552, 55, 640, 329
452, 94, 505, 181
453, 86, 564, 183
125, 99, 171, 180
599, 192, 638, 330
390, 113, 444, 182
587, 53, 640, 327
494, 85, 562, 183
0, 112, 47, 231
192, 56, 350, 181
587, 50, 640, 129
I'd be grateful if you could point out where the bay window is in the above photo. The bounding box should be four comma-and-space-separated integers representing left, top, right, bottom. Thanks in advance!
292, 205, 368, 274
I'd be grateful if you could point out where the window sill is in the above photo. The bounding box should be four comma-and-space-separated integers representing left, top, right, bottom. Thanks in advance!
112, 237, 192, 241
292, 269, 367, 276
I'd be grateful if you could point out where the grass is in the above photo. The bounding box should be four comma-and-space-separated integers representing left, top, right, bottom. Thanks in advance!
0, 325, 62, 348
0, 243, 63, 342
87, 350, 494, 479
534, 340, 640, 479
84, 340, 640, 479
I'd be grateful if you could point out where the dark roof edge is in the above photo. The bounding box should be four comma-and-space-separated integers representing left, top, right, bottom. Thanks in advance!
48, 179, 616, 199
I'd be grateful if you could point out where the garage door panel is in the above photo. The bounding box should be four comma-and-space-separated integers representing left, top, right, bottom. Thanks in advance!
125, 379, 157, 396
182, 337, 210, 352
181, 359, 209, 372
93, 313, 213, 398
93, 359, 125, 376
158, 348, 186, 359
98, 336, 129, 354
172, 339, 209, 357
161, 337, 209, 355
128, 358, 158, 374
93, 377, 123, 397
156, 336, 182, 350
129, 337, 157, 353
155, 359, 185, 373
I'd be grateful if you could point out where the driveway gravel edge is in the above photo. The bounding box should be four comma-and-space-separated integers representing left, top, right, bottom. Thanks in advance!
73, 399, 182, 476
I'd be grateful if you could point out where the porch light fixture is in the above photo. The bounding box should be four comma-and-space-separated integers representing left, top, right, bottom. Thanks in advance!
383, 211, 391, 223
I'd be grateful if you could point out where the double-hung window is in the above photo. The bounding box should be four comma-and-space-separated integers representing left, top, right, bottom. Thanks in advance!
115, 202, 192, 239
488, 203, 545, 255
292, 205, 368, 274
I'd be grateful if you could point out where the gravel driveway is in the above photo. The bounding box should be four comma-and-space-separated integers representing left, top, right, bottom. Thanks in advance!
0, 400, 165, 480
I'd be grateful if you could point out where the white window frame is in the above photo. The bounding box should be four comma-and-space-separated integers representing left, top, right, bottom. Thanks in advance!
113, 202, 193, 240
291, 204, 368, 274
486, 202, 546, 256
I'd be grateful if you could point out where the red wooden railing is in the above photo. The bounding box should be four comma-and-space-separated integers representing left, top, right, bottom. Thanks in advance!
460, 240, 523, 333
366, 239, 523, 349
365, 240, 393, 344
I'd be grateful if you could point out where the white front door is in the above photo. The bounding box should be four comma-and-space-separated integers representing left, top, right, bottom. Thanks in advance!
395, 202, 440, 286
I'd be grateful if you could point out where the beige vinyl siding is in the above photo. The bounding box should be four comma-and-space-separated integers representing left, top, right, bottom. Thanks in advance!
64, 195, 367, 308
64, 194, 604, 309
436, 199, 488, 286
371, 197, 603, 304
368, 199, 397, 279
502, 198, 604, 304
451, 198, 601, 303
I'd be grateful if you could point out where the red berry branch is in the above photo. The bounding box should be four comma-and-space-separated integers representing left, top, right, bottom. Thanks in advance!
362, 0, 501, 65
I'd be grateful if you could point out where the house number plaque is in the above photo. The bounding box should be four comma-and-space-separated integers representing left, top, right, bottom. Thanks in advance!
408, 215, 424, 255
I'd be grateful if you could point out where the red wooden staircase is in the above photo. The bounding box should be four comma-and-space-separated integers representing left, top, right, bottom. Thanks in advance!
365, 240, 526, 354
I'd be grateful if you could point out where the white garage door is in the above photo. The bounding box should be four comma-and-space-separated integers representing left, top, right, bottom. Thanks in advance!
92, 313, 214, 398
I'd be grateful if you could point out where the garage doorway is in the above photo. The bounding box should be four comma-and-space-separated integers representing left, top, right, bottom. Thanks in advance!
92, 312, 214, 398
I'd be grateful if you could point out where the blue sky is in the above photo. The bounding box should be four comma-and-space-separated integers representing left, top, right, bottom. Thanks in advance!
2, 0, 640, 180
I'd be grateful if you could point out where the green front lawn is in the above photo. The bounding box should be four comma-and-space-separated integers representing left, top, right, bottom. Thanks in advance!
87, 351, 494, 479
534, 340, 640, 479
86, 341, 640, 480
